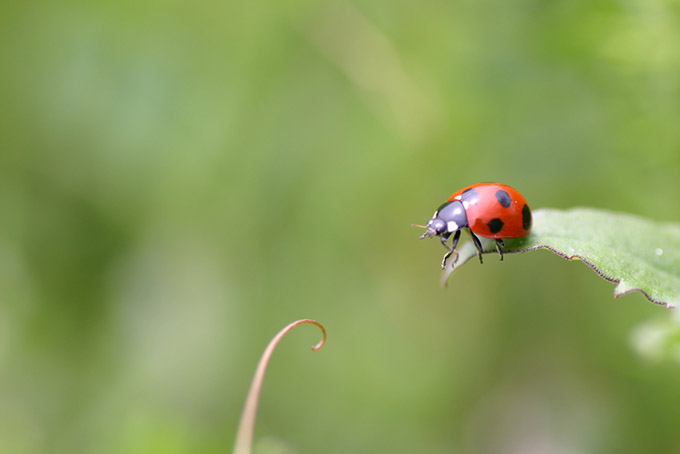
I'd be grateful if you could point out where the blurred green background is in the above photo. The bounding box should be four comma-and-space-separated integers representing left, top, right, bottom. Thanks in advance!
2, 1, 680, 453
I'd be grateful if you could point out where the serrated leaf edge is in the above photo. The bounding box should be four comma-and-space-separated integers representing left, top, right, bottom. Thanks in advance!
510, 245, 675, 308
443, 244, 676, 308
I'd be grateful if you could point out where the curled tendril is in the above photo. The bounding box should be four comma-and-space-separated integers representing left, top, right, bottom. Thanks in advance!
233, 319, 327, 454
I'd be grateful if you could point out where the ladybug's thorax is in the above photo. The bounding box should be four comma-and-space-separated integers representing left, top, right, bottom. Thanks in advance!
433, 200, 468, 235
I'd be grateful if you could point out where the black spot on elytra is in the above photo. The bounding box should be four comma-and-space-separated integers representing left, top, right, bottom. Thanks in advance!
495, 189, 511, 208
522, 204, 532, 230
460, 187, 480, 205
487, 218, 504, 234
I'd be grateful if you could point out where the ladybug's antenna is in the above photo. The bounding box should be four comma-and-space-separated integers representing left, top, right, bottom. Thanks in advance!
412, 224, 433, 239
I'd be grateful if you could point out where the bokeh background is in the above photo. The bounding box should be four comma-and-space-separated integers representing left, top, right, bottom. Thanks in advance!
2, 1, 680, 453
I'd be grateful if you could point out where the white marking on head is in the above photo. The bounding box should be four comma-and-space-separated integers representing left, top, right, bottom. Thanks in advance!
447, 221, 459, 232
462, 201, 469, 209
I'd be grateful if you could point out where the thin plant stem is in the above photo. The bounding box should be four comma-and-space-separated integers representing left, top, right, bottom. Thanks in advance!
233, 319, 327, 454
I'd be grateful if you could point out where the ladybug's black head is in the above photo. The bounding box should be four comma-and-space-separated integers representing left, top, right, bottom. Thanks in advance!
416, 200, 468, 239
420, 218, 446, 239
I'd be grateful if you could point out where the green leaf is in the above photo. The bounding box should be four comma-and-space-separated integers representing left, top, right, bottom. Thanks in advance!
631, 313, 680, 361
441, 208, 680, 308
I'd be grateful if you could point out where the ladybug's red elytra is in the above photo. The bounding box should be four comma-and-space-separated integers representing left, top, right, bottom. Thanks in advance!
415, 183, 532, 268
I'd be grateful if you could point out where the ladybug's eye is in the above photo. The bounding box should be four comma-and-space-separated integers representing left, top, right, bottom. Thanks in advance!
427, 218, 446, 234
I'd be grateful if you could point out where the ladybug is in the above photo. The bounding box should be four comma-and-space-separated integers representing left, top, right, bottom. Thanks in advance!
415, 183, 532, 268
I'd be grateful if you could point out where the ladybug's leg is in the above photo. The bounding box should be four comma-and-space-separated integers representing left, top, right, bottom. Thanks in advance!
469, 231, 484, 264
440, 230, 461, 269
495, 239, 505, 261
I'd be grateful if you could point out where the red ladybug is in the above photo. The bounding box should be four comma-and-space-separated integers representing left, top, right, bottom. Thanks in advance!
415, 183, 532, 268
